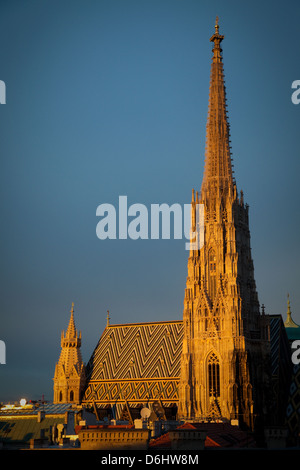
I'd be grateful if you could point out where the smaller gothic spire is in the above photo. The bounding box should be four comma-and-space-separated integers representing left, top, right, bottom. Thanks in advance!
53, 303, 85, 404
284, 294, 299, 328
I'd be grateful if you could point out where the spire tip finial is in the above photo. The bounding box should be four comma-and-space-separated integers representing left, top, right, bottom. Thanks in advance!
287, 293, 291, 315
210, 15, 223, 46
215, 16, 219, 33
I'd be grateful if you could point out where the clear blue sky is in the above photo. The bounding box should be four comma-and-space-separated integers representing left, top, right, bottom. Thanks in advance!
0, 0, 299, 402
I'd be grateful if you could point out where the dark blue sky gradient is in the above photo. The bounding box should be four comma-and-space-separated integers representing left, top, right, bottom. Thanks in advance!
0, 0, 299, 402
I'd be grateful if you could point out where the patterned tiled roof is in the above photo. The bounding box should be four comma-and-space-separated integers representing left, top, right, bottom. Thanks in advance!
82, 315, 293, 413
86, 321, 183, 381
286, 363, 300, 436
82, 320, 184, 407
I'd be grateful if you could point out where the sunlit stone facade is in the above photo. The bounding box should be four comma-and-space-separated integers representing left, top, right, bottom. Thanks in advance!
177, 19, 272, 428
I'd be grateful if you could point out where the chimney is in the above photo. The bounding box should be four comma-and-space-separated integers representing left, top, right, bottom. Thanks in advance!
37, 410, 45, 423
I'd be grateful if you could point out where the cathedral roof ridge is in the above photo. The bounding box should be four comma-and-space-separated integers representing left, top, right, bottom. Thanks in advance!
106, 319, 183, 329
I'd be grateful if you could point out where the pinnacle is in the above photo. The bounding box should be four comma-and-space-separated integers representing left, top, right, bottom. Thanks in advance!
201, 19, 234, 200
66, 302, 77, 338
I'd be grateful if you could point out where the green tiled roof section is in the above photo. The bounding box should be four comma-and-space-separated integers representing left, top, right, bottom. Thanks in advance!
286, 327, 300, 341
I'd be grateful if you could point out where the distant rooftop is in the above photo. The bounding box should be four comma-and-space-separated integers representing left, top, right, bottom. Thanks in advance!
0, 402, 74, 416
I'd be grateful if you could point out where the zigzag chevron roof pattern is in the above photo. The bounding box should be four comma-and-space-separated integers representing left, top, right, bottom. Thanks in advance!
82, 316, 287, 409
85, 320, 184, 381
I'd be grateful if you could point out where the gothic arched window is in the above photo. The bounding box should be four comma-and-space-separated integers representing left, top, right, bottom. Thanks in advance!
208, 249, 217, 301
70, 390, 74, 402
208, 352, 220, 398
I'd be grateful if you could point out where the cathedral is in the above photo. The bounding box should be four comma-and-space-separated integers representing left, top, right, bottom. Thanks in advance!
53, 19, 295, 439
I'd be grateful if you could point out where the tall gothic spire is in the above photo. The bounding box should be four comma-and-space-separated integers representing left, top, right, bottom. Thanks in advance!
201, 17, 234, 199
178, 19, 272, 427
